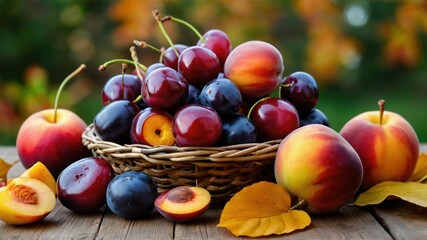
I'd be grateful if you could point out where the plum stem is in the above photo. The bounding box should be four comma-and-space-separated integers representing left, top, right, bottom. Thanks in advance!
159, 47, 166, 63
378, 99, 385, 125
53, 64, 86, 123
133, 95, 142, 104
290, 198, 306, 210
98, 59, 146, 72
133, 40, 163, 53
246, 97, 270, 119
121, 63, 127, 99
129, 46, 146, 82
161, 15, 206, 44
153, 10, 179, 57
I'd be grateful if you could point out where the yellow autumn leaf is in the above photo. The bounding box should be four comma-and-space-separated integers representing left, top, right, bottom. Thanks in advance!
353, 181, 427, 207
408, 153, 427, 182
0, 158, 17, 180
217, 181, 311, 237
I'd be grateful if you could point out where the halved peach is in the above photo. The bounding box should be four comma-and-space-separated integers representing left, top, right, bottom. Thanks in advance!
154, 186, 211, 222
20, 161, 57, 196
0, 177, 56, 225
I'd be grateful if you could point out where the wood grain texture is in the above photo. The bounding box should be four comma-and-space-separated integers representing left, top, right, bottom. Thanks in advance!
0, 203, 104, 240
1, 145, 427, 239
96, 209, 174, 240
372, 201, 427, 240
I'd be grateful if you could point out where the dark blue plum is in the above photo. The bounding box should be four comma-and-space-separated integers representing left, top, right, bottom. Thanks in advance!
183, 84, 200, 105
106, 171, 158, 219
217, 113, 257, 146
93, 100, 140, 144
199, 77, 242, 115
299, 108, 330, 127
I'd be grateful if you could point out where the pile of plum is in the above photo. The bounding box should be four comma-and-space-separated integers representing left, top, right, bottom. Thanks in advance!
93, 11, 329, 148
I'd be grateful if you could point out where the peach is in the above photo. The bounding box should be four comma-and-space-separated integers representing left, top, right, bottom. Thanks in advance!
340, 100, 419, 190
154, 186, 211, 222
0, 177, 56, 225
275, 124, 363, 214
224, 40, 283, 99
20, 161, 57, 196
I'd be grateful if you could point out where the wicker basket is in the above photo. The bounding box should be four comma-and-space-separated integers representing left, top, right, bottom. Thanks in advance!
82, 124, 281, 206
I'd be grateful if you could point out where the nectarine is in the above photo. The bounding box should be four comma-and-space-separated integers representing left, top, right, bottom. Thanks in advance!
275, 124, 363, 214
16, 108, 89, 178
224, 40, 283, 99
340, 100, 419, 190
16, 64, 90, 178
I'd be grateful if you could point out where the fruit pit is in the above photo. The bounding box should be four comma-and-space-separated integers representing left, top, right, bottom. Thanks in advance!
10, 184, 38, 205
167, 186, 194, 203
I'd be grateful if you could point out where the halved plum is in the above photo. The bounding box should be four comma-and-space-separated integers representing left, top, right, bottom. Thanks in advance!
154, 186, 211, 222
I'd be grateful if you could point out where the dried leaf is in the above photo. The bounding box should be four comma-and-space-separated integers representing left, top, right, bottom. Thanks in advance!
217, 181, 311, 237
0, 158, 17, 181
408, 153, 427, 182
353, 181, 427, 207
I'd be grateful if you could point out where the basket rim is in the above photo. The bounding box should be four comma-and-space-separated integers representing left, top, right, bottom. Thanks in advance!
82, 124, 282, 163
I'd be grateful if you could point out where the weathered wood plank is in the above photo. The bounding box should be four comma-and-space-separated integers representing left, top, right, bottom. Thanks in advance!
372, 201, 427, 240
95, 209, 174, 240
0, 203, 104, 240
369, 144, 427, 240
174, 206, 392, 239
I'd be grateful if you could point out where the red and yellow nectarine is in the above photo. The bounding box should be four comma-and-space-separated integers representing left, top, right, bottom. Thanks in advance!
275, 124, 363, 214
224, 40, 283, 99
16, 108, 89, 178
16, 64, 90, 179
340, 100, 419, 190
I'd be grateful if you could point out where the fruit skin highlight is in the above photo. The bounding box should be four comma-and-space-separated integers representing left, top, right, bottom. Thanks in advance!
224, 40, 283, 99
275, 124, 363, 214
0, 177, 56, 225
339, 100, 419, 190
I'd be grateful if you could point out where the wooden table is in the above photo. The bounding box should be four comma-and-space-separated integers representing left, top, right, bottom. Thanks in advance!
1, 145, 427, 240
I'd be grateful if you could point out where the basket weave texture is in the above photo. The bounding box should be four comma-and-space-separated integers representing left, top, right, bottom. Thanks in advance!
82, 124, 281, 205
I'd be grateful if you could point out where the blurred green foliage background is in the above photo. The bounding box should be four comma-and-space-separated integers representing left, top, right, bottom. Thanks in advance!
1, 0, 426, 145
